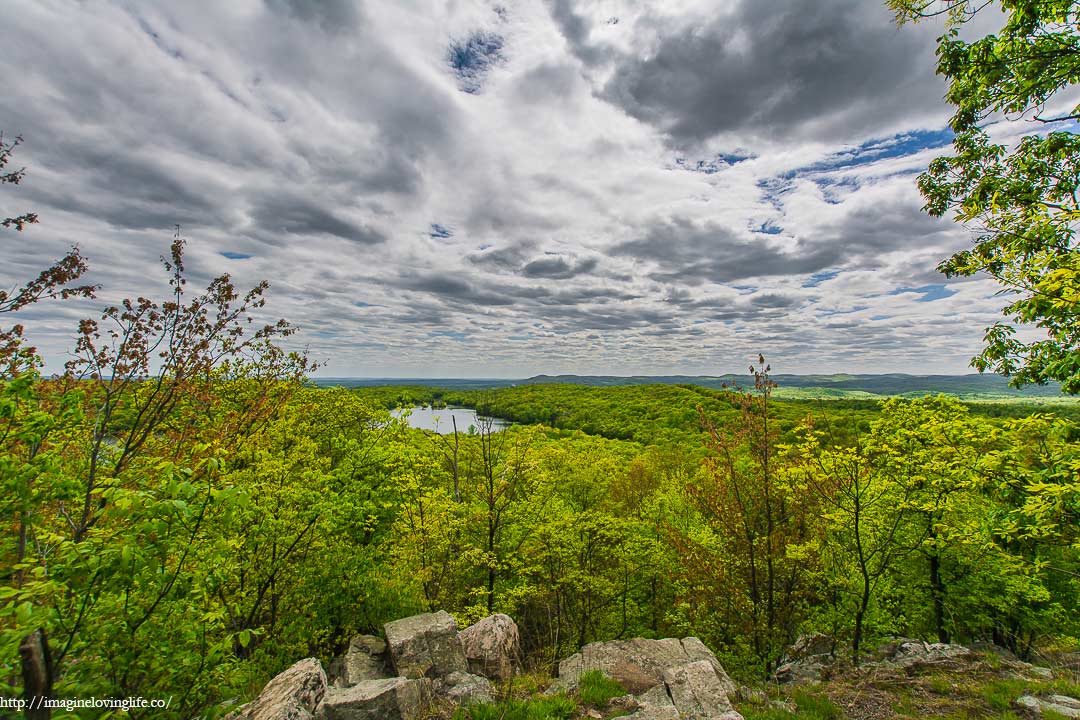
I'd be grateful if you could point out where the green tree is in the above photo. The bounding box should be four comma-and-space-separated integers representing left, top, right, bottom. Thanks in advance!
678, 359, 818, 675
890, 0, 1080, 391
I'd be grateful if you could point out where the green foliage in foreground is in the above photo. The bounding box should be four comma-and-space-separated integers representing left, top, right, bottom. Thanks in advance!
452, 694, 576, 720
576, 670, 626, 707
739, 690, 843, 720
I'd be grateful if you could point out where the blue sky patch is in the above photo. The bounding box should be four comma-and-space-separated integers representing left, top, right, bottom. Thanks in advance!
220, 251, 252, 260
756, 176, 796, 210
448, 31, 504, 94
675, 151, 754, 174
429, 223, 453, 239
804, 128, 953, 175
812, 175, 861, 204
890, 284, 957, 302
802, 269, 841, 288
755, 221, 783, 235
757, 128, 952, 208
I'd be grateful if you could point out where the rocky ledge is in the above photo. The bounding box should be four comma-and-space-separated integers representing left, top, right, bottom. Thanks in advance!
228, 611, 742, 720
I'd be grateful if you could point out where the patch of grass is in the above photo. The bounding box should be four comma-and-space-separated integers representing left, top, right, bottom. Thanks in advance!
576, 670, 625, 708
890, 688, 920, 717
928, 674, 955, 695
1044, 710, 1075, 720
451, 694, 577, 720
737, 690, 842, 720
792, 689, 843, 720
738, 706, 799, 720
981, 676, 1080, 711
508, 671, 553, 695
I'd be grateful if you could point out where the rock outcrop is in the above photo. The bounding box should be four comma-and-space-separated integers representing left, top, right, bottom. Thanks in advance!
773, 633, 835, 685
557, 637, 736, 696
1016, 694, 1080, 718
316, 677, 432, 720
774, 635, 981, 685
228, 658, 327, 720
383, 610, 468, 679
874, 638, 974, 669
459, 613, 521, 681
555, 637, 741, 720
662, 660, 742, 720
438, 670, 495, 706
234, 618, 746, 719
235, 612, 519, 720
327, 636, 390, 687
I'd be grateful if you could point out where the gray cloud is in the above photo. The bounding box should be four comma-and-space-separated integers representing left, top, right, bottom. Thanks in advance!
250, 193, 385, 244
615, 194, 962, 288
396, 273, 516, 307
468, 242, 537, 272
522, 255, 598, 279
577, 0, 946, 145
264, 0, 360, 33
545, 0, 609, 67
613, 217, 840, 284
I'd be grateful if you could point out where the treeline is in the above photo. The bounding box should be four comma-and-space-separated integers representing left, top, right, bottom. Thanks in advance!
357, 383, 867, 446
355, 382, 1078, 445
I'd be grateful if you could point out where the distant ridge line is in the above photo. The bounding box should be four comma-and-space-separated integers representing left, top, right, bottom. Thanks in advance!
311, 373, 1066, 397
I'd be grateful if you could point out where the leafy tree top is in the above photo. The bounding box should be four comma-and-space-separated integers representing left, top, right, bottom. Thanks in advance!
889, 0, 1080, 392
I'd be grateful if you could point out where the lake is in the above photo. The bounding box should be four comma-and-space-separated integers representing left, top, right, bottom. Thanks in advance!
392, 406, 511, 434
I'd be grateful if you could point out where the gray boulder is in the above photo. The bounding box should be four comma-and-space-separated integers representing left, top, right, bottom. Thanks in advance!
557, 637, 735, 696
680, 637, 737, 696
773, 656, 831, 685
316, 677, 432, 720
229, 658, 327, 720
624, 706, 680, 720
662, 661, 743, 720
773, 633, 834, 685
555, 637, 741, 720
438, 671, 494, 706
1015, 694, 1080, 718
327, 636, 390, 688
620, 685, 679, 720
459, 613, 521, 680
383, 610, 468, 679
880, 639, 973, 669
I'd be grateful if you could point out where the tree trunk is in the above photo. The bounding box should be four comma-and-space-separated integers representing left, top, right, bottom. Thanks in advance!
20, 629, 52, 720
929, 549, 949, 644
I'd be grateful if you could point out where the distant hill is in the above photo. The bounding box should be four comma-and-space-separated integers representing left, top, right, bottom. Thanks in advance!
312, 373, 1070, 399
526, 373, 1067, 397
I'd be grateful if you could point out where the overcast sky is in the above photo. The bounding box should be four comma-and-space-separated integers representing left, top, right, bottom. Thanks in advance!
0, 0, 1038, 377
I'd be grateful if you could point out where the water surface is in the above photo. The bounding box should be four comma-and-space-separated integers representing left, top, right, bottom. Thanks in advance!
393, 406, 510, 434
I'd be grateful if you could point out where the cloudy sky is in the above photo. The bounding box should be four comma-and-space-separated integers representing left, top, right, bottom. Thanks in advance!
0, 0, 1038, 377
